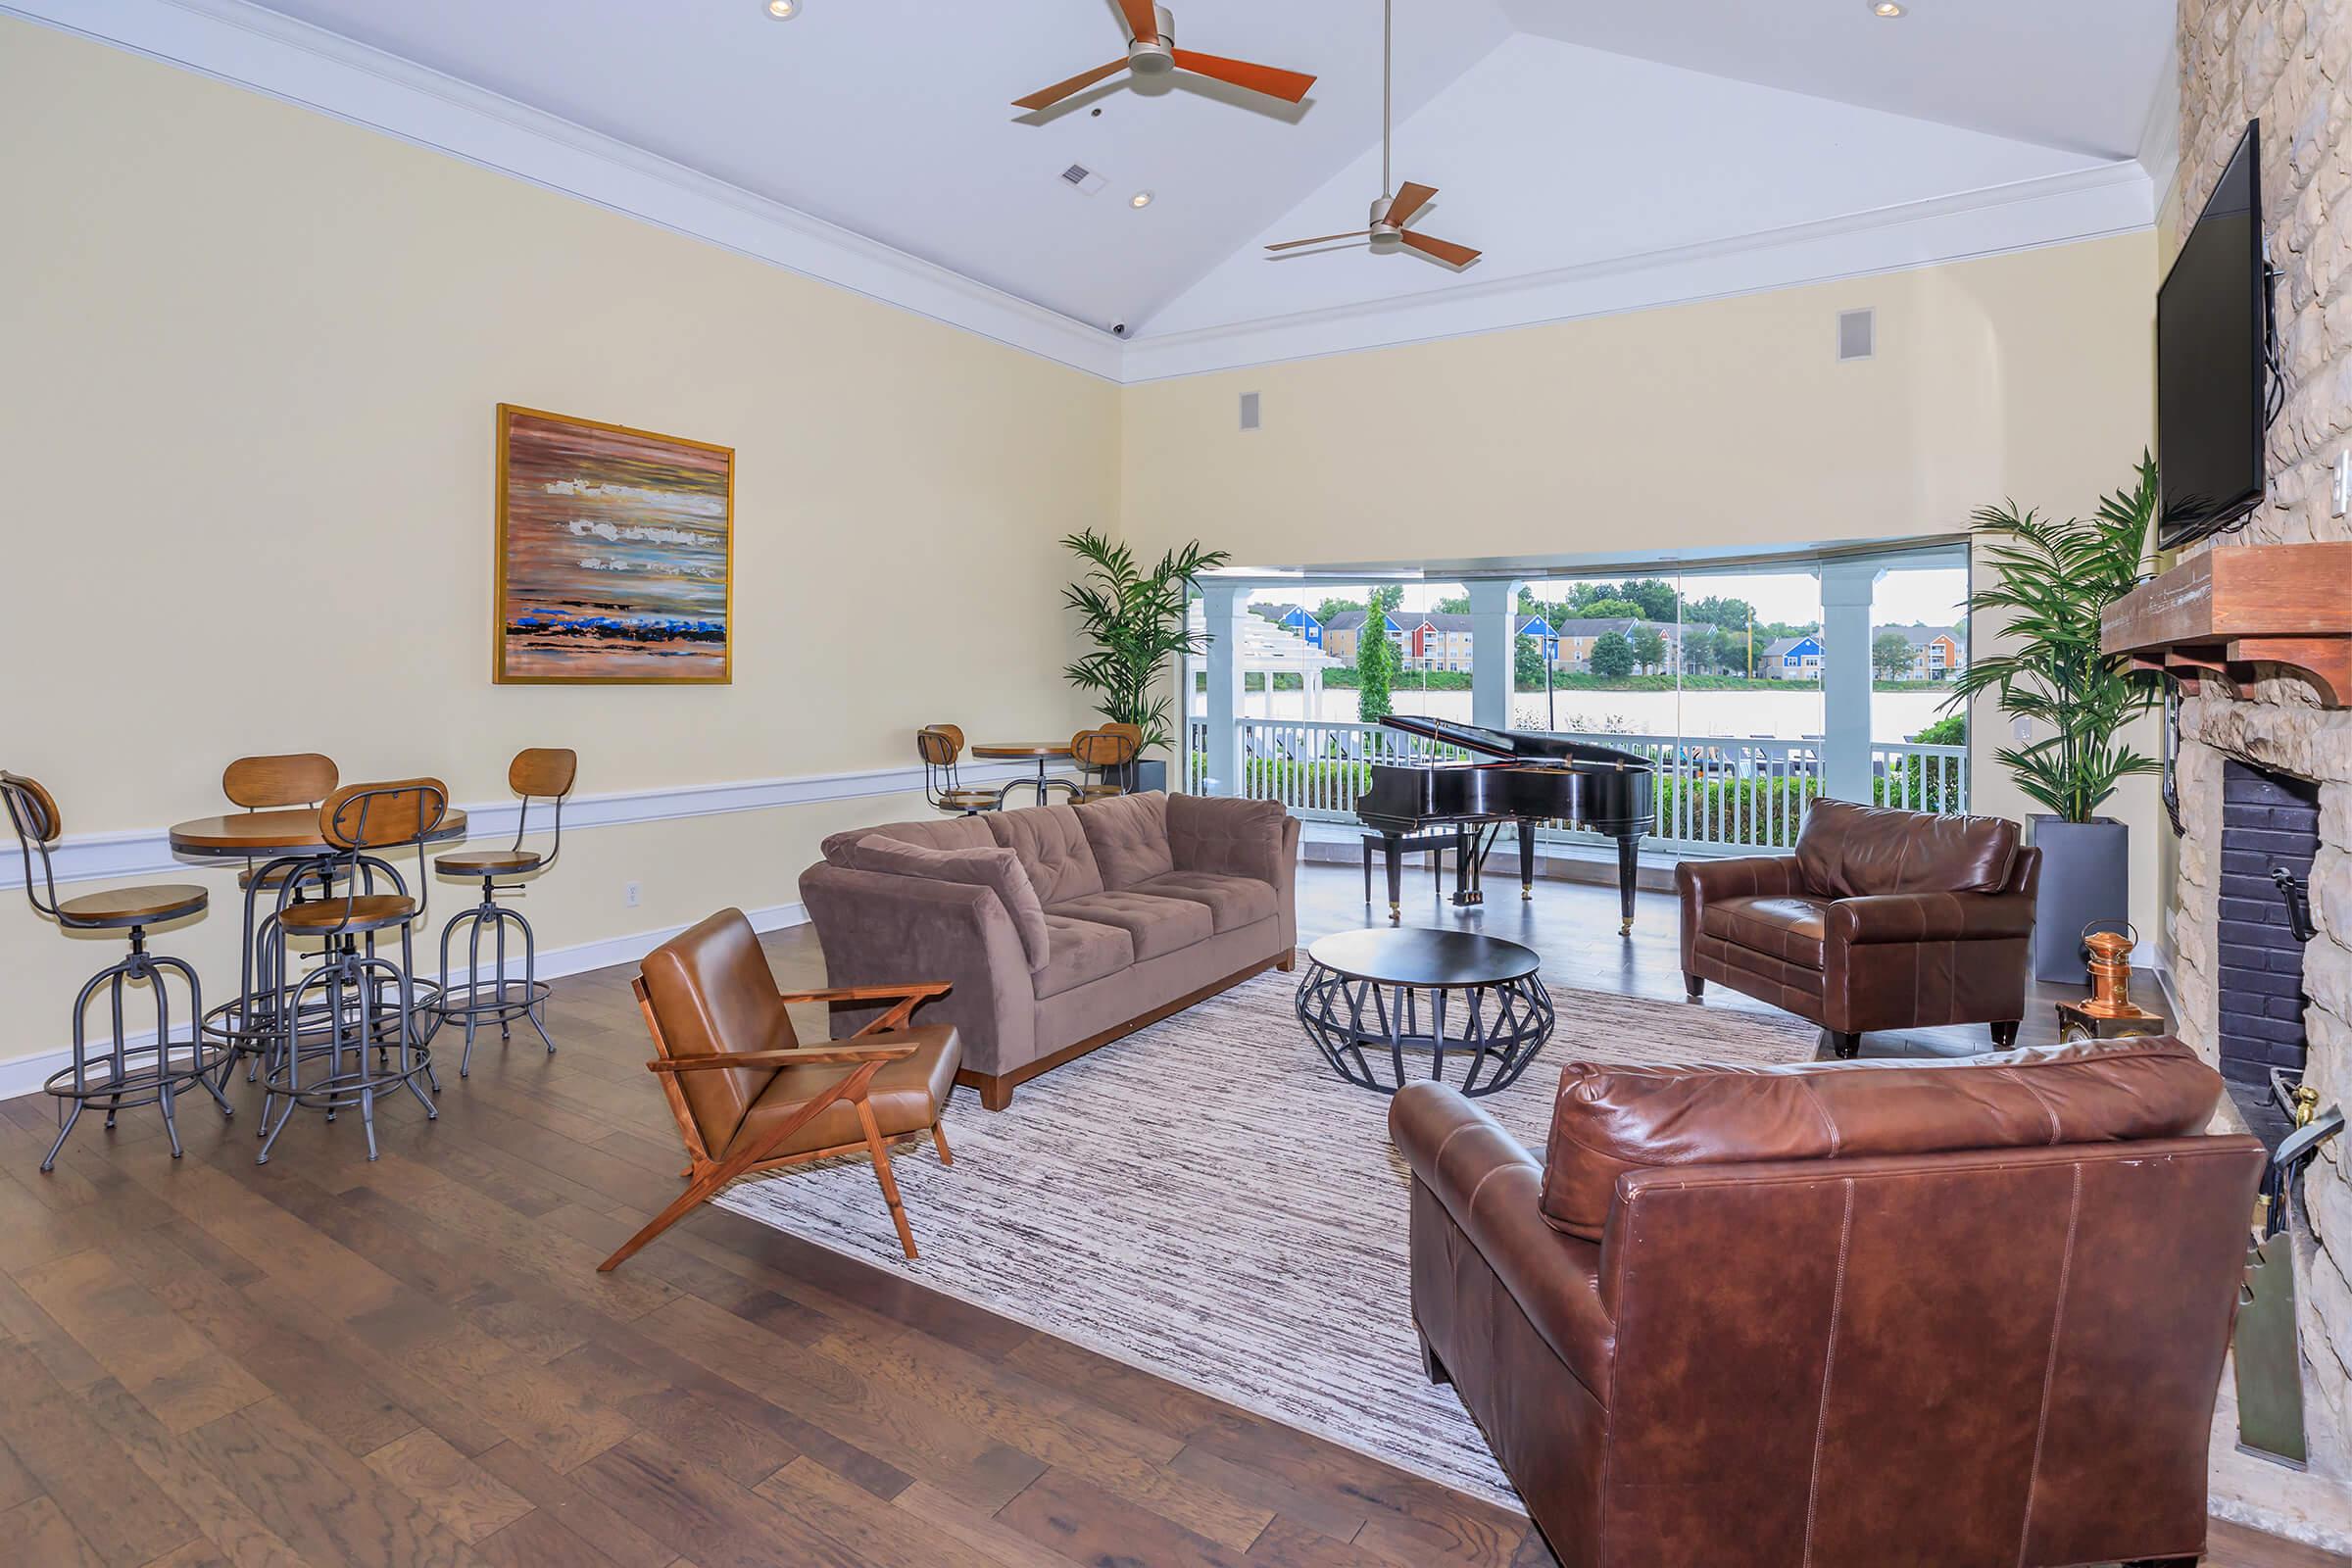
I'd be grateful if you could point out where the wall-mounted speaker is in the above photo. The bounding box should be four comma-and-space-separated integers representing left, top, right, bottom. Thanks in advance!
1838, 309, 1875, 363
1240, 391, 1261, 430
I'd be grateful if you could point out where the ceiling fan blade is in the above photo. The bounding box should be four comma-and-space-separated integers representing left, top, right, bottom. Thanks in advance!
1169, 49, 1317, 103
1399, 229, 1482, 268
1265, 230, 1369, 252
1116, 0, 1159, 43
1013, 59, 1130, 111
1386, 181, 1438, 230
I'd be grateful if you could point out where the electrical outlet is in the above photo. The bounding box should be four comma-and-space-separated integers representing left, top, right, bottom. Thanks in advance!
2334, 449, 2350, 517
624, 881, 642, 908
2012, 717, 2033, 742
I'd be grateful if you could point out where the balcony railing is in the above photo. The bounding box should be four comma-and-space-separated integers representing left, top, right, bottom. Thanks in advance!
1185, 716, 1967, 857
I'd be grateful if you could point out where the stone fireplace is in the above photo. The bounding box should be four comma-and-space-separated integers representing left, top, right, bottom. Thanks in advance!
2165, 0, 2352, 1544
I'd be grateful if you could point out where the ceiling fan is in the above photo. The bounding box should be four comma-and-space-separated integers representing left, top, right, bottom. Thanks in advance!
1014, 1, 1317, 112
1263, 0, 1480, 269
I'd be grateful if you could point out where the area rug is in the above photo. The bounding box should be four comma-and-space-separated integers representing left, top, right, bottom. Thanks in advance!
713, 965, 1819, 1510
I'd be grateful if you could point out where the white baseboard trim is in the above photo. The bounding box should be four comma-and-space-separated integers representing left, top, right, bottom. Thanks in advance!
0, 759, 1039, 893
0, 901, 808, 1103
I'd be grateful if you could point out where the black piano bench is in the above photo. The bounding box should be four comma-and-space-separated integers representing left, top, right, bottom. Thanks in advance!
1361, 830, 1454, 918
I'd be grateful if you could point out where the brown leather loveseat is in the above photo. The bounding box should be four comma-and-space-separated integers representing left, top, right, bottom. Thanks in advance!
1678, 798, 2041, 1056
1394, 1040, 2261, 1568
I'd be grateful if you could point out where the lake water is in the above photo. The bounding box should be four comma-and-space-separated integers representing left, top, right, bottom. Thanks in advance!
1198, 684, 1957, 746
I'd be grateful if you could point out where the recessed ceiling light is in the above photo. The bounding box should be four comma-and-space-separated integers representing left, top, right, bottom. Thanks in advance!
1871, 2, 1904, 15
1130, 190, 1154, 209
765, 0, 797, 17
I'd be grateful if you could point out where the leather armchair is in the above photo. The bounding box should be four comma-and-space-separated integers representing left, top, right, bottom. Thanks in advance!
1677, 798, 2040, 1056
1394, 1040, 2263, 1568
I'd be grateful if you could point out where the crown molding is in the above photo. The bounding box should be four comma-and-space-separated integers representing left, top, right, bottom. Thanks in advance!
10, 0, 2157, 387
1120, 159, 2157, 381
2, 0, 1126, 381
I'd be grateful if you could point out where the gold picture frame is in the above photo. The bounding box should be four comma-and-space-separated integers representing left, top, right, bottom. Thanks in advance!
493, 403, 735, 685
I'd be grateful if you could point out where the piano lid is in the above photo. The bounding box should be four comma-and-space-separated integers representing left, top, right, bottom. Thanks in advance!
1378, 714, 1648, 770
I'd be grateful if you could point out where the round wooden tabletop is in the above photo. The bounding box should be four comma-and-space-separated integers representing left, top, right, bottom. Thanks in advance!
969, 742, 1074, 760
169, 808, 468, 858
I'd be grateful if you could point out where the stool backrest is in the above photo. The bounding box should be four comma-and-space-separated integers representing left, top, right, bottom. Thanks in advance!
1072, 729, 1137, 768
0, 771, 64, 920
915, 728, 958, 767
323, 779, 449, 851
510, 748, 577, 800
934, 724, 966, 753
223, 754, 338, 810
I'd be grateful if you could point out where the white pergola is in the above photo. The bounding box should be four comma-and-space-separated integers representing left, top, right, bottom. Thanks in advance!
1187, 602, 1343, 720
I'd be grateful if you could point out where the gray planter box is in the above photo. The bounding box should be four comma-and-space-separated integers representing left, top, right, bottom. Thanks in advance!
2025, 814, 2130, 986
1133, 758, 1168, 796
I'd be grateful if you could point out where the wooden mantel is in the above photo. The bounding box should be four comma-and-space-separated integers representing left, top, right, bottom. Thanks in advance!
2101, 542, 2352, 707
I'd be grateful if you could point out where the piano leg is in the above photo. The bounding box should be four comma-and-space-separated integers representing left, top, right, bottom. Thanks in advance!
1450, 824, 1485, 907
1384, 834, 1403, 922
1517, 822, 1536, 901
1615, 833, 1640, 936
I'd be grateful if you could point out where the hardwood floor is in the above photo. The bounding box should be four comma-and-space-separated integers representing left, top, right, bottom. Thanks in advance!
0, 863, 2334, 1568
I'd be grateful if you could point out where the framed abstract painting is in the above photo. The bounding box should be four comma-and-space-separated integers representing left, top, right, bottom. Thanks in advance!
493, 404, 734, 684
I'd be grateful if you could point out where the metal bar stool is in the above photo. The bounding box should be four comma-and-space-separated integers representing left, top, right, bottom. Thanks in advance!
432, 747, 574, 1077
917, 726, 1004, 815
204, 753, 341, 1088
256, 779, 446, 1165
2, 771, 232, 1171
1069, 727, 1141, 802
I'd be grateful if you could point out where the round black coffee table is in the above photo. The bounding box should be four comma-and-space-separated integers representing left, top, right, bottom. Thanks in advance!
1294, 928, 1554, 1097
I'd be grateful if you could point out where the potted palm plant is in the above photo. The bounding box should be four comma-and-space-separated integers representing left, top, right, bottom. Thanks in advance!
1945, 454, 2161, 983
1060, 529, 1232, 793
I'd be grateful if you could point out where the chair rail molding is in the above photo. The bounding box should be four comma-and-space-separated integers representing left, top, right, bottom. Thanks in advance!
0, 760, 1042, 893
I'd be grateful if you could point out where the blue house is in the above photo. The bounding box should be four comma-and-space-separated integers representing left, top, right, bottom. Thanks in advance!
1515, 614, 1559, 664
1761, 634, 1824, 679
1277, 606, 1323, 649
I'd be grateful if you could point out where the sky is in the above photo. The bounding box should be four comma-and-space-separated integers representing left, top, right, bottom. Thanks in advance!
1255, 564, 1970, 629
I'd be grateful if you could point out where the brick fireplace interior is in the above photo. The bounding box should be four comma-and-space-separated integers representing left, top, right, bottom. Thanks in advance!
2218, 760, 2321, 1146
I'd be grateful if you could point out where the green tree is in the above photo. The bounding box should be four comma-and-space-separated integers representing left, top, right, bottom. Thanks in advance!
1615, 578, 1681, 622
1685, 594, 1754, 632
1433, 593, 1471, 614
1579, 597, 1643, 620
1514, 631, 1546, 687
1910, 712, 1966, 746
1873, 630, 1917, 680
1711, 626, 1751, 675
1590, 630, 1635, 679
1356, 586, 1402, 721
1630, 625, 1667, 671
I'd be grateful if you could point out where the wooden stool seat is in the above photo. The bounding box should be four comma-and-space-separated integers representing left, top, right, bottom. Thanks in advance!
435, 848, 545, 875
276, 894, 417, 934
57, 885, 209, 929
938, 788, 1001, 811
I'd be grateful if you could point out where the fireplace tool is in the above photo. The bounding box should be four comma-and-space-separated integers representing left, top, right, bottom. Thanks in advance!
2237, 1080, 2345, 1469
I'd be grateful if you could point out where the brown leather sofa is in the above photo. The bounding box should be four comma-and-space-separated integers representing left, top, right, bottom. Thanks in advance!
800, 791, 1298, 1109
1678, 798, 2041, 1056
1394, 1039, 2262, 1568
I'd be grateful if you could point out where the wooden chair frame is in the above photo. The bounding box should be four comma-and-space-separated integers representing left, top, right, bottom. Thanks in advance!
598, 979, 954, 1271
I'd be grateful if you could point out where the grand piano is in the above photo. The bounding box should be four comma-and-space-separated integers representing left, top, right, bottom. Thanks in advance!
1355, 715, 1656, 932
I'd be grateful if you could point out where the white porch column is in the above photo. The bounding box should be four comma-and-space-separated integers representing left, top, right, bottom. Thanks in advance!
1818, 561, 1885, 804
1467, 578, 1523, 733
1200, 581, 1249, 797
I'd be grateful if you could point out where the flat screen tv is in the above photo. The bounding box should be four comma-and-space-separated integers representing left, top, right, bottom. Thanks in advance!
2156, 119, 2270, 551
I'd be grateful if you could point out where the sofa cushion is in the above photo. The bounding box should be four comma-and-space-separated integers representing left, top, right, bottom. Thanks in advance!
1133, 870, 1278, 933
1699, 894, 1830, 970
987, 803, 1106, 906
838, 836, 1051, 973
1050, 890, 1213, 961
1032, 914, 1135, 1000
1793, 799, 2018, 898
1538, 1037, 2223, 1240
821, 815, 997, 863
1166, 794, 1290, 883
1074, 790, 1176, 889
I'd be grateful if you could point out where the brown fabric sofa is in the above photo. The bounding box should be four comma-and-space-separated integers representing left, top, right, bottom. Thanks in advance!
1677, 798, 2041, 1056
801, 791, 1298, 1109
1394, 1039, 2262, 1568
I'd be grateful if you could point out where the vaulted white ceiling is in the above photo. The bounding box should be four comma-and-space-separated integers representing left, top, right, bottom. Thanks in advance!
28, 0, 2174, 375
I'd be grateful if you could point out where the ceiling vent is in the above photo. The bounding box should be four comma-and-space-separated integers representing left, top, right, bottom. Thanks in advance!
1060, 163, 1107, 195
1838, 309, 1875, 363
1240, 391, 1261, 431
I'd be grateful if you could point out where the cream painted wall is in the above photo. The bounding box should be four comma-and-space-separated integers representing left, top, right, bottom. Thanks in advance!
1121, 232, 2169, 943
0, 21, 1116, 1073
